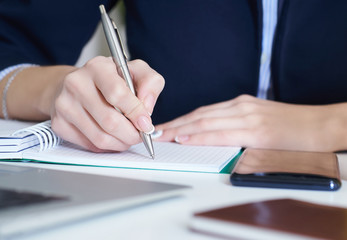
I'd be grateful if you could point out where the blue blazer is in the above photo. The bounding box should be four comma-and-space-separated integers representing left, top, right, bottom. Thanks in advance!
1, 0, 346, 124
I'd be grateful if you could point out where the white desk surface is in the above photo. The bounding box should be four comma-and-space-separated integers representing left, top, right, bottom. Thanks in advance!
5, 154, 347, 240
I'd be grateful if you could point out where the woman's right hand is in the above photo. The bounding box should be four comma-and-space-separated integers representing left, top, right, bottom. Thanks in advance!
50, 56, 164, 152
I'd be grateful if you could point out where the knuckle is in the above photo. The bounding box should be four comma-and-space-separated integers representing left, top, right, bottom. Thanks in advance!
113, 84, 129, 99
131, 59, 147, 68
50, 118, 61, 136
105, 84, 129, 106
116, 143, 132, 152
64, 72, 81, 92
196, 119, 210, 130
87, 145, 104, 153
150, 73, 165, 88
236, 94, 253, 102
130, 59, 165, 89
125, 132, 140, 145
54, 96, 71, 115
93, 133, 130, 152
85, 57, 116, 77
237, 102, 257, 113
164, 128, 179, 140
190, 107, 203, 116
142, 74, 165, 94
93, 133, 112, 150
180, 113, 194, 123
100, 114, 120, 133
210, 131, 231, 146
245, 113, 263, 128
63, 72, 91, 99
124, 101, 143, 118
85, 56, 108, 68
99, 116, 137, 146
195, 105, 208, 114
104, 92, 118, 106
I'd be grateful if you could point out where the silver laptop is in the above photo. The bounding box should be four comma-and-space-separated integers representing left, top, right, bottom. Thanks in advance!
0, 163, 188, 238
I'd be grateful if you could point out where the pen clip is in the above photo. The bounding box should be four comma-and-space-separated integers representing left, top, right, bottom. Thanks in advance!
111, 19, 128, 60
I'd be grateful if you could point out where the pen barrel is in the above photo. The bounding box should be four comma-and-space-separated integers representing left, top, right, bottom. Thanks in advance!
116, 63, 136, 95
100, 12, 135, 94
100, 5, 154, 159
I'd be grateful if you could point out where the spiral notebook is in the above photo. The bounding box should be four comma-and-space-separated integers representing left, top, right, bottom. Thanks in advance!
0, 120, 62, 155
0, 120, 241, 173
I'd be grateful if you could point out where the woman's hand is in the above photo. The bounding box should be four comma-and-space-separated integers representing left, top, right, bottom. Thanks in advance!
50, 57, 164, 152
155, 95, 347, 152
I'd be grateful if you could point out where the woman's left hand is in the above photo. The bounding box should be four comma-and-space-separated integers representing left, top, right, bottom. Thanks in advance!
154, 95, 347, 152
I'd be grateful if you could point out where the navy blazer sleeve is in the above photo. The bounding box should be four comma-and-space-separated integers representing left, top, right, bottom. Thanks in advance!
0, 1, 116, 70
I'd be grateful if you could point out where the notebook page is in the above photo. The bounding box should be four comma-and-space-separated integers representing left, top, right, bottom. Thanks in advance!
24, 141, 241, 173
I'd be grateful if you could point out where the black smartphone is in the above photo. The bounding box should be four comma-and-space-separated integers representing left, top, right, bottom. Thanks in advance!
230, 148, 341, 191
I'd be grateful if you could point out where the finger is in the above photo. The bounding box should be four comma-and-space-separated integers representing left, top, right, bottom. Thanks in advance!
54, 91, 132, 152
66, 107, 131, 152
82, 57, 154, 134
155, 103, 252, 132
156, 117, 248, 142
63, 69, 140, 145
155, 98, 259, 131
155, 101, 235, 130
162, 94, 267, 130
51, 116, 104, 152
173, 129, 253, 147
128, 59, 165, 115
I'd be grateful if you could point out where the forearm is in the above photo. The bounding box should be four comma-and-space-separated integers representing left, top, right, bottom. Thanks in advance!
0, 65, 76, 121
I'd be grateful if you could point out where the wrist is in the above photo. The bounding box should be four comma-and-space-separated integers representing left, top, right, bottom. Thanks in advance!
3, 65, 77, 121
322, 103, 347, 152
36, 66, 77, 117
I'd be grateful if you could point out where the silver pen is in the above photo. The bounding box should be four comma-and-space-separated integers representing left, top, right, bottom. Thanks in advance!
99, 5, 155, 159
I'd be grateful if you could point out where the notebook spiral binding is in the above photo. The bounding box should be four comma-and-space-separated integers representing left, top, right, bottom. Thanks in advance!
12, 120, 62, 152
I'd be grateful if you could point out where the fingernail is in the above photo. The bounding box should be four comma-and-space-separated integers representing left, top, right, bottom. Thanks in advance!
175, 135, 189, 143
138, 116, 155, 134
143, 94, 155, 116
151, 130, 163, 139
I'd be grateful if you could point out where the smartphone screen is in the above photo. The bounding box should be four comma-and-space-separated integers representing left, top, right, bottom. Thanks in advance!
230, 149, 341, 191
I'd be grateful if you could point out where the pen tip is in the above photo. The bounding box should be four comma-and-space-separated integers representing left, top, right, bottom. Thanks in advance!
151, 154, 155, 160
99, 5, 106, 14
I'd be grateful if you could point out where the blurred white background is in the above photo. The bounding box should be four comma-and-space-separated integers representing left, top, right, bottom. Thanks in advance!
75, 2, 128, 67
